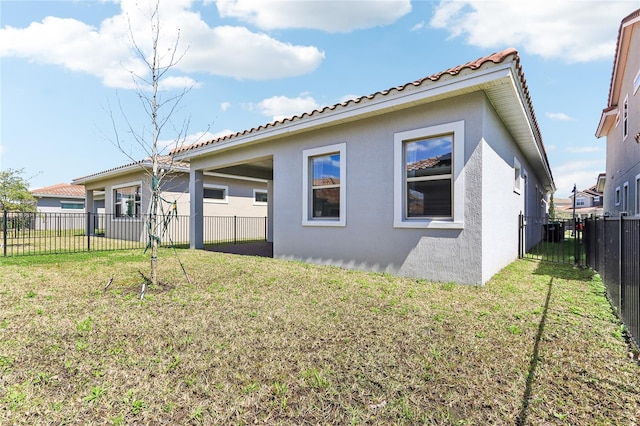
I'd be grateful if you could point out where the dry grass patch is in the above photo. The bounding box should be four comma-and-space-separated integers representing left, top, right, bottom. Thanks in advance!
0, 249, 638, 425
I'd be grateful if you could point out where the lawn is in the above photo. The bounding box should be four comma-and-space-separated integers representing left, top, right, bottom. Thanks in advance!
0, 249, 638, 425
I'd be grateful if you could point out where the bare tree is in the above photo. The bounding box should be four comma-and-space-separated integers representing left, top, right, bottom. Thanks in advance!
108, 0, 195, 298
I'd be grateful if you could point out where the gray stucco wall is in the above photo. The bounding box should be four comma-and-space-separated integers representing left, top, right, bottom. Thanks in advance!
480, 100, 546, 282
189, 92, 550, 285
270, 93, 486, 284
604, 24, 640, 216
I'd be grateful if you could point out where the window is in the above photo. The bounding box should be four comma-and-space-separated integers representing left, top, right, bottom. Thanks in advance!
204, 185, 228, 204
623, 182, 629, 212
394, 121, 464, 229
513, 158, 522, 194
114, 184, 141, 218
61, 201, 84, 210
575, 197, 585, 207
623, 95, 629, 140
302, 143, 346, 226
615, 186, 621, 206
634, 69, 640, 94
253, 189, 268, 205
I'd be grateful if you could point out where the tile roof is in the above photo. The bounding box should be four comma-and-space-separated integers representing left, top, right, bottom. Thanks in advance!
407, 154, 451, 172
174, 48, 535, 156
31, 183, 85, 198
604, 8, 640, 107
73, 155, 189, 183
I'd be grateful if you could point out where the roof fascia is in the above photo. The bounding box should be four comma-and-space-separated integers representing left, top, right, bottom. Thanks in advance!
596, 107, 619, 137
73, 161, 189, 185
608, 12, 640, 106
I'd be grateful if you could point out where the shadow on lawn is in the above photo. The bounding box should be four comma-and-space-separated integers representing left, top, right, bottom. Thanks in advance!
530, 259, 594, 282
516, 276, 553, 426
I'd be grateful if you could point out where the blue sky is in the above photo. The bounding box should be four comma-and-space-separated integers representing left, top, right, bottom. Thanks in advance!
1, 0, 639, 197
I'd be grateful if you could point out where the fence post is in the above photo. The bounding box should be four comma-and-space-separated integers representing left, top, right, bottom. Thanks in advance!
574, 217, 579, 266
86, 212, 91, 252
518, 212, 523, 258
2, 209, 7, 257
264, 216, 267, 242
619, 215, 624, 314
233, 215, 237, 245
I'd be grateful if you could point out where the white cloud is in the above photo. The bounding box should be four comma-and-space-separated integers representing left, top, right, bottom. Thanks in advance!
546, 112, 572, 121
552, 159, 605, 196
215, 0, 411, 33
220, 102, 231, 112
159, 129, 234, 151
566, 146, 601, 154
158, 76, 202, 91
252, 95, 321, 121
411, 21, 425, 32
0, 0, 324, 88
430, 0, 638, 62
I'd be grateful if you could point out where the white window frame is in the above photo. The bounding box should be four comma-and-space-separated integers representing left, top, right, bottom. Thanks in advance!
302, 142, 346, 227
203, 184, 229, 204
623, 181, 629, 212
253, 189, 268, 206
575, 197, 585, 207
623, 95, 629, 140
634, 69, 640, 95
394, 121, 464, 229
60, 200, 84, 210
112, 181, 142, 220
635, 173, 640, 216
513, 157, 522, 194
615, 186, 621, 206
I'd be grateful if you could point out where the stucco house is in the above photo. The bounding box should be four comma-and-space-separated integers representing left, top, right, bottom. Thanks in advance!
72, 156, 268, 242
596, 8, 640, 216
30, 183, 88, 213
175, 48, 555, 285
567, 181, 604, 218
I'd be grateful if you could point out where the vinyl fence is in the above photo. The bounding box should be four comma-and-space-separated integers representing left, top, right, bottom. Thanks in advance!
584, 216, 640, 349
1, 211, 267, 257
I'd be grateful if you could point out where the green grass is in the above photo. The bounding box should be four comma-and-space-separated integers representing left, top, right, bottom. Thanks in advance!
0, 249, 638, 424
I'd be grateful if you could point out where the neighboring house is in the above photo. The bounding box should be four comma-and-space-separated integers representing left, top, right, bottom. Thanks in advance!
565, 181, 604, 218
175, 48, 555, 285
72, 156, 268, 241
596, 8, 640, 217
30, 183, 87, 213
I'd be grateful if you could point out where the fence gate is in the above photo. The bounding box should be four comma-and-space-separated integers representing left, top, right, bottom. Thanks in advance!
518, 213, 585, 266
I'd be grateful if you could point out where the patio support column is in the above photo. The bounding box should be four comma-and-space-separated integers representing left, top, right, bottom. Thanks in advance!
267, 179, 274, 243
190, 168, 204, 249
85, 189, 94, 236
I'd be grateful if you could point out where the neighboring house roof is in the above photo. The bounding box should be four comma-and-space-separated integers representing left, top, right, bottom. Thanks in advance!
73, 155, 190, 185
596, 8, 640, 137
596, 172, 606, 192
31, 183, 85, 199
174, 48, 554, 192
407, 153, 452, 173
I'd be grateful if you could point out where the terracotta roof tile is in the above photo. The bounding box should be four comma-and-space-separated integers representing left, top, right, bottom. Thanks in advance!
173, 48, 530, 156
73, 155, 189, 183
31, 183, 85, 198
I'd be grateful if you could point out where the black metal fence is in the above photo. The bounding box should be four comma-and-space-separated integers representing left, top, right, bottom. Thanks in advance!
1, 211, 267, 257
584, 216, 640, 348
519, 214, 585, 266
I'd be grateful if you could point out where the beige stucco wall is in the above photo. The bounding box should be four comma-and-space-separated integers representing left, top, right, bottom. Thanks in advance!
82, 170, 266, 242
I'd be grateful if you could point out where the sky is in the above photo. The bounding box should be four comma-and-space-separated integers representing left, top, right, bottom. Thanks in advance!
1, 0, 639, 198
